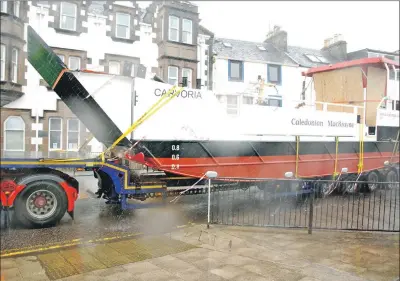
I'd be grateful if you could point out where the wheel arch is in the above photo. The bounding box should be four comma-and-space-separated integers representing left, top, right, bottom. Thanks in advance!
13, 173, 77, 212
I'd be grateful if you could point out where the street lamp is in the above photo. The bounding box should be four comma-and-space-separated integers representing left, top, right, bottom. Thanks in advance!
205, 171, 218, 229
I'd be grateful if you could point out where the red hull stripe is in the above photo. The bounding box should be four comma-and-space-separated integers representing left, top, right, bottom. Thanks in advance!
146, 152, 399, 179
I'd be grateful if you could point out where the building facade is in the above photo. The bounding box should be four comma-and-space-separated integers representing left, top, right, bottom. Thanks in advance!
211, 27, 355, 115
1, 0, 216, 157
154, 1, 200, 89
1, 0, 160, 157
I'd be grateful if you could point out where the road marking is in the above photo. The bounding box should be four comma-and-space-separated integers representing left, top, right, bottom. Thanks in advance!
0, 232, 143, 258
0, 222, 196, 258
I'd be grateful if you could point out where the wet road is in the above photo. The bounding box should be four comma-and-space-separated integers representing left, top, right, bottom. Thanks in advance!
2, 174, 398, 255
0, 174, 210, 253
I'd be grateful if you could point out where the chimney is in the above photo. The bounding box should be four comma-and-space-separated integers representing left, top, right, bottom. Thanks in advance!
321, 34, 347, 61
264, 25, 287, 52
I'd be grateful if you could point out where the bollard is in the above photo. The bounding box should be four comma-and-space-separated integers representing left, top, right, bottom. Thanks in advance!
205, 171, 218, 229
207, 178, 211, 229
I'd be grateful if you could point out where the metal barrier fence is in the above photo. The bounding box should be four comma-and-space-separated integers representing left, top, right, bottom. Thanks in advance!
210, 179, 400, 232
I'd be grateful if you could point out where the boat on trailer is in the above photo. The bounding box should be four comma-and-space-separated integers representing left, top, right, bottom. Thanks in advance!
122, 57, 399, 184
26, 25, 399, 190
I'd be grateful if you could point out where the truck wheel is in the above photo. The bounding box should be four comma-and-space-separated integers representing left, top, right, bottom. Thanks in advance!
14, 180, 68, 228
365, 171, 380, 192
385, 169, 398, 190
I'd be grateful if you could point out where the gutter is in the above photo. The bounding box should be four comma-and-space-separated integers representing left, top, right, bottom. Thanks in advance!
216, 56, 299, 67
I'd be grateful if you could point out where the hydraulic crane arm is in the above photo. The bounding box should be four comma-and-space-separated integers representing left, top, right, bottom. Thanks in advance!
27, 25, 131, 148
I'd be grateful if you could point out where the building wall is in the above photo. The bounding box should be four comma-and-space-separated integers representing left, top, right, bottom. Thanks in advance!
212, 58, 311, 111
1, 100, 91, 157
5, 1, 157, 114
155, 1, 199, 87
1, 1, 159, 156
0, 0, 29, 106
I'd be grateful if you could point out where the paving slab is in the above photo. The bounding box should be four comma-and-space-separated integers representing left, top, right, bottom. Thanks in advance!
1, 225, 398, 281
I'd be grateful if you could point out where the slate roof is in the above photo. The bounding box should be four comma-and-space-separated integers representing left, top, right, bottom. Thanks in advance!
213, 38, 295, 65
286, 45, 338, 68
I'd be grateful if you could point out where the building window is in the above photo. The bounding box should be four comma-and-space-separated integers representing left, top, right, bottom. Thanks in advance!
49, 117, 62, 150
168, 16, 179, 42
168, 66, 178, 86
67, 119, 80, 151
182, 19, 192, 44
4, 116, 25, 151
267, 64, 282, 85
68, 56, 81, 70
1, 1, 7, 13
396, 69, 400, 81
226, 95, 238, 115
160, 16, 164, 40
182, 68, 192, 88
60, 2, 77, 31
1, 44, 5, 81
116, 12, 130, 39
109, 61, 120, 75
228, 60, 243, 81
57, 54, 65, 63
11, 48, 18, 83
243, 96, 253, 105
13, 1, 19, 17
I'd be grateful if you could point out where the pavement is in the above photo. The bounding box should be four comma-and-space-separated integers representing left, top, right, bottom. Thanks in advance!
1, 225, 399, 281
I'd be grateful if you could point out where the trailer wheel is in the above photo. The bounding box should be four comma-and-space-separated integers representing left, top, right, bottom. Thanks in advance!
385, 169, 399, 190
365, 171, 380, 192
14, 180, 68, 228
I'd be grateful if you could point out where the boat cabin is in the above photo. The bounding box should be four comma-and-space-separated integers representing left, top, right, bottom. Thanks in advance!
302, 57, 400, 141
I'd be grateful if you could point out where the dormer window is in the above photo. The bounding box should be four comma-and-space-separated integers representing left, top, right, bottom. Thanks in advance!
116, 12, 130, 39
60, 2, 77, 31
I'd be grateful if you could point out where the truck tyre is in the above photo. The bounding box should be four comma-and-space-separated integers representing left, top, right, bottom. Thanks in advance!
14, 180, 68, 228
365, 170, 380, 192
385, 169, 399, 190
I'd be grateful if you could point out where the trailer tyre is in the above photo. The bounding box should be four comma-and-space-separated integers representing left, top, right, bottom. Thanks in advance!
385, 169, 399, 190
14, 180, 68, 228
365, 171, 380, 192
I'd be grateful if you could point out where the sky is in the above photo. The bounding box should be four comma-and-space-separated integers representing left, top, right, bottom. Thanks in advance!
140, 1, 399, 52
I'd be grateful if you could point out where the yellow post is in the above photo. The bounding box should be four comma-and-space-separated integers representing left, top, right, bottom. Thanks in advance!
295, 136, 300, 178
333, 136, 339, 179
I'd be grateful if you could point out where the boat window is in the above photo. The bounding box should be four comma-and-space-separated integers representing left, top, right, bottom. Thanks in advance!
243, 96, 253, 104
268, 98, 281, 107
368, 126, 376, 136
